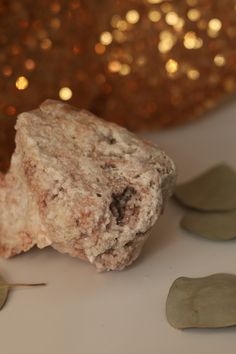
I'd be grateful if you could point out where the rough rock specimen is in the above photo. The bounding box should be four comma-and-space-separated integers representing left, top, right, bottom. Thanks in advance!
0, 100, 176, 271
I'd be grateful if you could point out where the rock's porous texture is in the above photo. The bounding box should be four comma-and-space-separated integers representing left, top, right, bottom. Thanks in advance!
0, 100, 176, 271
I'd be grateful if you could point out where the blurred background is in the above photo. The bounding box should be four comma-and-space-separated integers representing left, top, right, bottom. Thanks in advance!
0, 0, 236, 171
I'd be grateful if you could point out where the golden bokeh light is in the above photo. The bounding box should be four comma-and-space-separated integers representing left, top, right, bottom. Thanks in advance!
40, 38, 52, 50
108, 60, 122, 72
147, 0, 163, 3
59, 87, 72, 101
100, 31, 113, 45
119, 64, 131, 76
208, 18, 222, 32
15, 76, 29, 90
158, 30, 176, 53
0, 0, 235, 134
111, 15, 121, 28
174, 18, 185, 31
116, 20, 128, 31
207, 29, 219, 38
187, 69, 200, 80
158, 41, 173, 53
161, 3, 173, 13
148, 10, 161, 22
113, 30, 127, 43
165, 12, 179, 26
95, 43, 106, 54
187, 9, 200, 21
2, 65, 13, 77
184, 32, 203, 49
160, 30, 173, 40
126, 10, 140, 24
165, 59, 179, 74
24, 59, 36, 71
50, 18, 61, 29
186, 0, 198, 6
136, 56, 146, 66
214, 54, 226, 66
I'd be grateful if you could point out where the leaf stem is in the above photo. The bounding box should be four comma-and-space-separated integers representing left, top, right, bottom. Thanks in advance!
0, 283, 46, 288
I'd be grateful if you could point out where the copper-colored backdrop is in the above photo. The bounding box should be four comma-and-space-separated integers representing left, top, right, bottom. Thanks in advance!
0, 0, 236, 170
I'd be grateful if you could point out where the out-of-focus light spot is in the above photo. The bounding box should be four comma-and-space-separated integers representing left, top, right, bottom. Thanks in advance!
158, 39, 174, 52
165, 59, 179, 74
161, 3, 173, 13
160, 30, 173, 40
95, 43, 106, 54
184, 32, 203, 49
126, 10, 140, 24
2, 65, 12, 77
116, 20, 128, 31
50, 18, 61, 29
224, 78, 235, 92
37, 30, 48, 40
50, 2, 61, 13
214, 54, 226, 66
100, 32, 112, 45
25, 59, 36, 71
72, 45, 81, 55
208, 18, 222, 31
136, 56, 146, 66
174, 18, 185, 31
16, 76, 29, 90
40, 38, 52, 50
187, 69, 200, 80
147, 0, 163, 3
119, 64, 131, 76
165, 12, 179, 26
111, 15, 122, 28
5, 105, 16, 116
59, 87, 72, 101
158, 31, 176, 53
11, 45, 21, 55
207, 29, 219, 38
113, 30, 127, 43
108, 60, 122, 72
148, 10, 161, 22
186, 0, 198, 6
187, 8, 200, 21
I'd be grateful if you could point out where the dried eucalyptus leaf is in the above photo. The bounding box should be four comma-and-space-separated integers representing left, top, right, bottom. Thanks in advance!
181, 210, 236, 241
166, 274, 236, 329
174, 164, 236, 211
0, 275, 9, 310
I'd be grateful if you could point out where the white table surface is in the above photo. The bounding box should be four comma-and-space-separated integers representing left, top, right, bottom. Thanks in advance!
1, 101, 236, 354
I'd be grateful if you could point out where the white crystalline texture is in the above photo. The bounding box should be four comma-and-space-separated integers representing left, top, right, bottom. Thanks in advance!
0, 100, 176, 271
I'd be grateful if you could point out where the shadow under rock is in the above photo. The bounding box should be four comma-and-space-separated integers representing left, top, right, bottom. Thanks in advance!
138, 199, 182, 264
8, 245, 60, 262
184, 325, 236, 335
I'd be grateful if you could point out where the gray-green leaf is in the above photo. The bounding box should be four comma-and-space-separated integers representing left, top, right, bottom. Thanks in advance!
166, 274, 236, 329
181, 210, 236, 240
174, 164, 236, 211
0, 275, 9, 310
